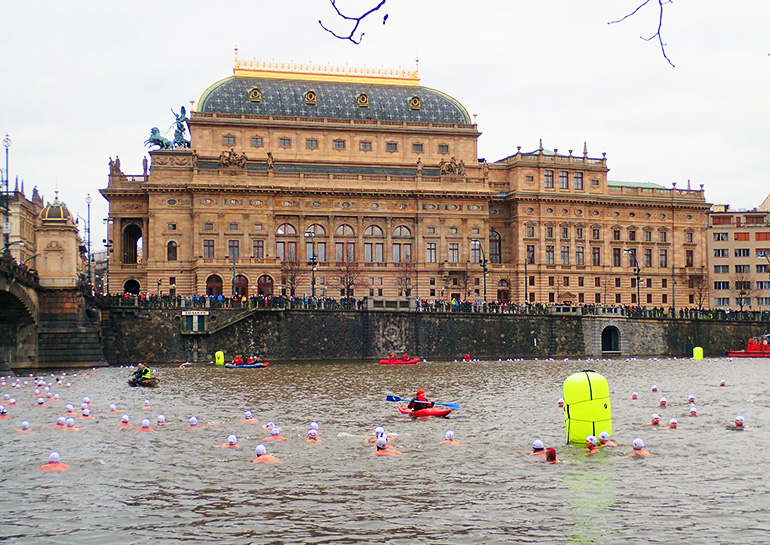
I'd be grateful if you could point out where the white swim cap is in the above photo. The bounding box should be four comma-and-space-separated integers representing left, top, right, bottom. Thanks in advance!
376, 436, 387, 448
49, 452, 61, 463
37, 398, 44, 405
144, 399, 150, 406
660, 397, 666, 403
141, 419, 151, 428
736, 416, 745, 424
255, 444, 267, 456
8, 398, 14, 404
80, 403, 88, 410
65, 404, 73, 412
66, 383, 71, 388
228, 434, 237, 445
308, 429, 318, 438
109, 404, 116, 411
157, 414, 166, 423
651, 413, 660, 420
445, 430, 455, 441
310, 421, 319, 430
532, 439, 545, 450
688, 395, 695, 402
3, 394, 8, 400
34, 389, 40, 395
669, 418, 677, 425
631, 391, 638, 396
65, 418, 75, 427
122, 414, 130, 423
54, 394, 60, 400
57, 416, 66, 425
690, 405, 697, 413
374, 426, 385, 435
189, 416, 198, 426
266, 421, 276, 428
244, 411, 253, 419
270, 428, 280, 436
598, 431, 610, 441
20, 420, 29, 430
82, 409, 90, 416
633, 437, 645, 449
83, 397, 90, 403
586, 435, 597, 446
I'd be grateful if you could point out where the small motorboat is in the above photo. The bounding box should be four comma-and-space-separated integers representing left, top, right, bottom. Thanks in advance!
380, 355, 420, 365
728, 334, 770, 358
225, 361, 270, 369
128, 377, 160, 388
397, 405, 452, 418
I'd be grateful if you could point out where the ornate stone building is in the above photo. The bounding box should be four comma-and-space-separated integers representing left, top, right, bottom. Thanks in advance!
101, 61, 710, 306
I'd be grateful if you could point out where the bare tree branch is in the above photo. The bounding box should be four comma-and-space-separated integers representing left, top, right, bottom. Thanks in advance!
609, 0, 675, 68
319, 0, 388, 44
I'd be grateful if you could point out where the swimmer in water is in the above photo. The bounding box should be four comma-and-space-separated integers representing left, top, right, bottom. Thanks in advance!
625, 437, 651, 458
598, 431, 616, 447
109, 403, 118, 412
221, 434, 240, 448
651, 384, 658, 392
659, 397, 667, 408
687, 395, 695, 403
687, 405, 698, 417
189, 416, 199, 428
54, 416, 66, 428
78, 409, 92, 420
157, 414, 166, 426
252, 444, 280, 464
306, 429, 322, 443
36, 397, 44, 406
263, 428, 287, 441
631, 391, 639, 400
530, 439, 546, 455
557, 398, 564, 408
726, 416, 746, 431
440, 429, 462, 446
310, 421, 320, 433
118, 415, 132, 428
646, 413, 661, 426
545, 447, 561, 464
368, 426, 386, 443
375, 436, 402, 456
0, 406, 10, 419
17, 421, 31, 433
142, 399, 151, 410
243, 410, 256, 423
40, 452, 70, 471
668, 418, 678, 430
134, 418, 155, 432
264, 421, 276, 430
719, 379, 726, 387
63, 417, 82, 431
585, 435, 600, 456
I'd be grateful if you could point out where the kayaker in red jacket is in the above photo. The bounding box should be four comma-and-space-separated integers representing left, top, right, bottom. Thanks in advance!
408, 389, 434, 411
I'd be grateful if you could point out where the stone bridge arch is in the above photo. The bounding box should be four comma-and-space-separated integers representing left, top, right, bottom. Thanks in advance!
0, 277, 39, 370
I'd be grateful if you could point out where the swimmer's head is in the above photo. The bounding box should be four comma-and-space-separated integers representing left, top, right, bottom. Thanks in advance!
310, 421, 319, 430
688, 395, 695, 403
80, 403, 88, 411
53, 393, 60, 400
82, 409, 90, 417
532, 438, 545, 451
720, 380, 726, 386
735, 416, 745, 427
598, 431, 610, 441
109, 404, 117, 411
631, 391, 638, 399
632, 437, 645, 450
669, 418, 678, 428
265, 421, 276, 429
9, 398, 15, 405
255, 444, 267, 456
65, 404, 74, 412
20, 421, 29, 430
545, 447, 557, 462
651, 384, 658, 392
3, 394, 8, 400
227, 434, 238, 445
376, 436, 387, 449
157, 414, 166, 423
651, 413, 660, 423
49, 452, 61, 463
143, 400, 150, 407
244, 410, 253, 419
659, 397, 667, 406
689, 405, 697, 415
0, 406, 6, 415
586, 435, 597, 447
141, 419, 151, 428
83, 397, 90, 404
37, 398, 44, 405
557, 398, 564, 407
189, 416, 198, 426
445, 430, 455, 441
270, 428, 280, 436
122, 414, 130, 423
374, 426, 385, 436
57, 416, 66, 426
308, 429, 318, 439
65, 418, 75, 428
416, 389, 425, 396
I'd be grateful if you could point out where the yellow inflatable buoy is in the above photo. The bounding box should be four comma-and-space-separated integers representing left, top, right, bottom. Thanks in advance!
693, 347, 703, 360
215, 351, 225, 366
563, 370, 612, 444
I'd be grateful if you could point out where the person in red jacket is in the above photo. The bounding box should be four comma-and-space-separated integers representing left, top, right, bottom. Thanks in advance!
407, 389, 434, 411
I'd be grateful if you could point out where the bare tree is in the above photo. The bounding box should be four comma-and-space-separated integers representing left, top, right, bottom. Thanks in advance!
731, 272, 758, 311
281, 258, 307, 297
319, 0, 388, 44
686, 272, 709, 310
394, 261, 415, 297
609, 0, 675, 67
335, 259, 363, 303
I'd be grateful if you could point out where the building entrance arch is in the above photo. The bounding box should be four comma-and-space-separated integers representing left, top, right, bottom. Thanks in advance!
257, 275, 274, 296
206, 275, 223, 297
234, 275, 249, 297
123, 279, 140, 295
601, 325, 620, 353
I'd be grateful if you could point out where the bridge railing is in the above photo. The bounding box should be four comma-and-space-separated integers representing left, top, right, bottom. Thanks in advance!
0, 257, 40, 289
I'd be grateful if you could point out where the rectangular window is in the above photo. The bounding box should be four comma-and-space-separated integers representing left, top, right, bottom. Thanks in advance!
715, 297, 730, 306
592, 247, 601, 266
574, 172, 583, 190
253, 239, 264, 258
529, 276, 535, 286
359, 141, 372, 151
659, 231, 667, 242
685, 249, 694, 267
626, 248, 637, 267
429, 288, 436, 296
745, 215, 765, 224
714, 265, 730, 274
438, 144, 449, 153
546, 226, 554, 239
595, 293, 601, 303
223, 135, 235, 146
685, 232, 693, 243
204, 222, 214, 231
659, 249, 668, 268
306, 139, 318, 149
203, 239, 215, 258
628, 230, 636, 241
756, 232, 770, 241
548, 276, 555, 287
644, 248, 653, 268
561, 245, 570, 265
591, 179, 600, 186
735, 281, 752, 291
662, 279, 668, 288
279, 137, 291, 147
559, 171, 569, 189
228, 223, 239, 231
426, 243, 437, 263
563, 277, 570, 287
544, 170, 554, 188
613, 230, 621, 241
714, 281, 730, 290
448, 243, 459, 263
757, 297, 770, 305
712, 216, 732, 225
735, 232, 750, 241
613, 248, 621, 267
592, 228, 600, 240
526, 245, 535, 264
167, 223, 177, 231
646, 278, 652, 289
549, 293, 555, 303
277, 241, 297, 262
546, 245, 554, 265
758, 249, 770, 257
758, 265, 768, 273
470, 244, 480, 264
579, 292, 585, 303
412, 143, 423, 153
735, 264, 750, 273
386, 142, 398, 152
427, 227, 436, 234
228, 240, 239, 259
576, 246, 584, 265
253, 223, 263, 231
526, 175, 534, 182
595, 277, 601, 288
713, 232, 728, 241
251, 137, 263, 147
561, 227, 569, 239
615, 293, 622, 304
615, 278, 622, 288
644, 230, 652, 242
449, 226, 458, 235
333, 140, 346, 150
316, 242, 326, 262
576, 227, 583, 240
714, 249, 728, 258
735, 248, 750, 257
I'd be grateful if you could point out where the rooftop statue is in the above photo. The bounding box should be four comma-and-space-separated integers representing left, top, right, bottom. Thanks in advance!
172, 106, 191, 148
144, 127, 173, 150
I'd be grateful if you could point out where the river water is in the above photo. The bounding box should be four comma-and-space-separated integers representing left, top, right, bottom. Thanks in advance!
1, 357, 769, 544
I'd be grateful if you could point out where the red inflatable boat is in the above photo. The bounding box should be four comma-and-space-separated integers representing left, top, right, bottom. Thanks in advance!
397, 405, 452, 417
380, 357, 420, 365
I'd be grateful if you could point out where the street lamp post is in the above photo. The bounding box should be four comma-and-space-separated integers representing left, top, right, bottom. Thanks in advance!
85, 194, 92, 284
231, 250, 237, 298
103, 221, 113, 295
624, 248, 642, 306
471, 239, 488, 304
305, 230, 317, 298
3, 134, 11, 259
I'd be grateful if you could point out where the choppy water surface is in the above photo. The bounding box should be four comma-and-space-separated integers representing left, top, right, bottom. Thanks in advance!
2, 357, 770, 544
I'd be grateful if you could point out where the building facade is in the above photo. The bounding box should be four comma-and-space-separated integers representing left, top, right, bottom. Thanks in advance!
101, 61, 710, 306
707, 204, 770, 310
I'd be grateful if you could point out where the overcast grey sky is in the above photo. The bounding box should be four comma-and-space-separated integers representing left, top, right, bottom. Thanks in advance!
1, 0, 768, 239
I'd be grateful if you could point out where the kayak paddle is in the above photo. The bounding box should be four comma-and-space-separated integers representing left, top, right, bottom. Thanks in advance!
386, 395, 460, 409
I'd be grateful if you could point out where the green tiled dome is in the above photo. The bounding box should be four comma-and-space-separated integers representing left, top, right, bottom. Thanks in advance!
198, 77, 471, 125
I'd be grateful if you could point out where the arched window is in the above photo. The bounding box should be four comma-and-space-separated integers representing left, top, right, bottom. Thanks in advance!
206, 275, 223, 297
257, 275, 274, 296
276, 223, 297, 236
305, 224, 326, 236
234, 274, 249, 297
497, 279, 510, 302
167, 241, 178, 261
489, 230, 502, 264
123, 279, 140, 295
498, 279, 510, 287
393, 225, 412, 237
122, 224, 143, 264
335, 224, 355, 236
364, 225, 383, 237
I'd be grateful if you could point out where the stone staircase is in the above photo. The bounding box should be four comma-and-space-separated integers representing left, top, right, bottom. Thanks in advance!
38, 325, 107, 368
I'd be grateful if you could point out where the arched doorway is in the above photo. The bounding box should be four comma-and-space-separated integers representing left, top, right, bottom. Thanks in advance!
234, 274, 249, 297
123, 279, 140, 295
206, 275, 223, 296
257, 275, 274, 296
601, 326, 620, 353
497, 279, 510, 302
122, 224, 143, 264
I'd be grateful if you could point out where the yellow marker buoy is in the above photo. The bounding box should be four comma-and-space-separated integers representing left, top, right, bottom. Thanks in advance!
693, 347, 703, 360
215, 351, 225, 366
563, 370, 612, 444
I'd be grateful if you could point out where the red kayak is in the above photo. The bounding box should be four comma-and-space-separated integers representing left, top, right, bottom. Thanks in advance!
380, 357, 420, 365
398, 405, 452, 417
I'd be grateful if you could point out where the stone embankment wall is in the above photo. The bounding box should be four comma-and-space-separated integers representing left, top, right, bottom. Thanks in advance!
101, 308, 770, 364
